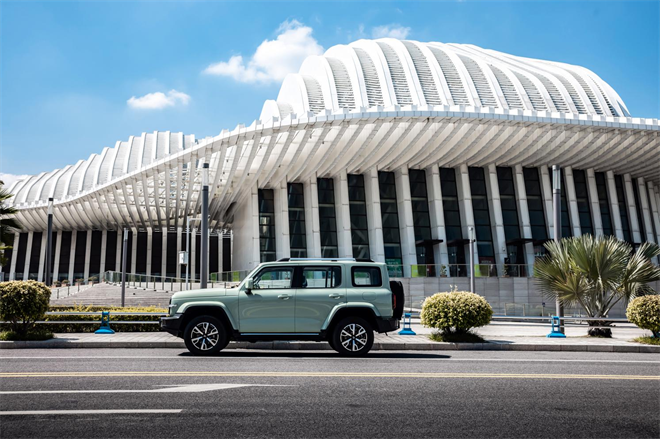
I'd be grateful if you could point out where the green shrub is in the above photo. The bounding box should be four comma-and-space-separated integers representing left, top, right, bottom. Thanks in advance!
0, 280, 51, 337
421, 290, 493, 334
626, 295, 660, 338
0, 329, 53, 341
43, 305, 167, 333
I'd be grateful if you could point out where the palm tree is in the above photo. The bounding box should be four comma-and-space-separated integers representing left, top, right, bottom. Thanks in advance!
0, 181, 22, 266
534, 235, 660, 337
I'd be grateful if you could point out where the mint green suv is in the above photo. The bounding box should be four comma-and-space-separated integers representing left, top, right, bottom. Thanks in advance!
160, 258, 404, 356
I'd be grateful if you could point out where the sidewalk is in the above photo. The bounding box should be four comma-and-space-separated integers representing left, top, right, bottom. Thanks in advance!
2, 324, 658, 353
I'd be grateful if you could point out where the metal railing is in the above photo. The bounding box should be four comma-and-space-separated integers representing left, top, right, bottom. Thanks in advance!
387, 264, 536, 279
102, 271, 241, 292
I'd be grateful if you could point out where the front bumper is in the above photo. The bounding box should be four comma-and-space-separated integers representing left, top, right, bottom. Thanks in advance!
374, 317, 400, 333
160, 314, 183, 336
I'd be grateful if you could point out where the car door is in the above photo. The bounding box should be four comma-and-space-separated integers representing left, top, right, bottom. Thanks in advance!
239, 265, 295, 333
294, 265, 345, 333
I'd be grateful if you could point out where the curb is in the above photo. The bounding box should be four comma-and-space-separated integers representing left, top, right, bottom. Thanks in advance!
1, 340, 658, 353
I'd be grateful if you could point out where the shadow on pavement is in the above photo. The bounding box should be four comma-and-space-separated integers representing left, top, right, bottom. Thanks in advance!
176, 351, 452, 359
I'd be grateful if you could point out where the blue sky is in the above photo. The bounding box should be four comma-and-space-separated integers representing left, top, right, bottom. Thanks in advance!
1, 0, 658, 182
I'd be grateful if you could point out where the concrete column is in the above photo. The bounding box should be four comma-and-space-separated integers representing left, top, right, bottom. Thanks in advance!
83, 230, 92, 281
146, 229, 153, 276
485, 164, 507, 267
539, 166, 555, 237
586, 169, 603, 236
23, 232, 34, 281
52, 231, 62, 282
99, 230, 107, 276
513, 165, 536, 268
37, 232, 48, 282
9, 233, 19, 280
334, 170, 353, 258
68, 231, 77, 282
161, 231, 168, 278
623, 174, 642, 243
364, 168, 385, 263
130, 228, 137, 275
606, 171, 624, 240
564, 166, 582, 236
274, 181, 290, 260
115, 229, 123, 273
303, 177, 322, 258
637, 178, 655, 244
231, 185, 259, 271
426, 165, 449, 271
648, 183, 660, 245
191, 227, 197, 282
230, 230, 234, 271
456, 164, 479, 266
176, 227, 183, 278
395, 166, 417, 277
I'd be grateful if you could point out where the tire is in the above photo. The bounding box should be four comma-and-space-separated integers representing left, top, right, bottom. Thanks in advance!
331, 316, 374, 356
183, 315, 229, 356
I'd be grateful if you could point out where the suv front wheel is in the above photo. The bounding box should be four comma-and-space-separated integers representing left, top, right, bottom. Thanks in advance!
331, 316, 374, 356
183, 315, 229, 355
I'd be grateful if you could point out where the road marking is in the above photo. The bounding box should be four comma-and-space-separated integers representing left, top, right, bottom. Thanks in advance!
0, 383, 287, 395
0, 409, 182, 416
0, 371, 657, 380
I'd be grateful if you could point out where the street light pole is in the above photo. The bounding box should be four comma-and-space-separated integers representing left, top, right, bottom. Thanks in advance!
200, 163, 209, 289
469, 226, 475, 294
45, 198, 53, 286
552, 165, 564, 333
186, 217, 190, 291
121, 228, 128, 308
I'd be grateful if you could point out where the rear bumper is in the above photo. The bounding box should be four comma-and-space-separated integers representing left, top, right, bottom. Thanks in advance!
375, 317, 399, 333
160, 315, 183, 336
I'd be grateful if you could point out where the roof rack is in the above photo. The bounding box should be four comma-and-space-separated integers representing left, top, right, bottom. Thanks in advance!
276, 258, 374, 263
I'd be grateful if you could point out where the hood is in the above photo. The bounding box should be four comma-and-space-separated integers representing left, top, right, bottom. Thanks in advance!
171, 288, 228, 301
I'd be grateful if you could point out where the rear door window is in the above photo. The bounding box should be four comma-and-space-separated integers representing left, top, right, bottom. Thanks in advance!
351, 266, 382, 287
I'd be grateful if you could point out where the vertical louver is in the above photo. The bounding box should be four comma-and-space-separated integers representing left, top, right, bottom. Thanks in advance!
402, 41, 442, 105
326, 57, 356, 110
566, 71, 605, 115
512, 72, 548, 111
490, 65, 524, 109
428, 47, 470, 105
530, 73, 570, 113
458, 55, 499, 108
376, 42, 414, 105
554, 75, 588, 114
302, 76, 326, 114
354, 48, 384, 107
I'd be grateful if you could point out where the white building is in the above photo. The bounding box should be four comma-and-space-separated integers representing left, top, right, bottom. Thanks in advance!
3, 39, 659, 312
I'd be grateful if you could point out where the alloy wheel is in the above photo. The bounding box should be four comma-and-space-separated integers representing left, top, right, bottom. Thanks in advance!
340, 323, 368, 352
190, 322, 219, 351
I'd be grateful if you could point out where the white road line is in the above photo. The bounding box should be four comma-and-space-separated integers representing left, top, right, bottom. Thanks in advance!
0, 383, 287, 395
0, 409, 182, 416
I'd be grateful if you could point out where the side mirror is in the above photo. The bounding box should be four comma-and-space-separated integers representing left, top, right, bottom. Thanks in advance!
245, 278, 254, 293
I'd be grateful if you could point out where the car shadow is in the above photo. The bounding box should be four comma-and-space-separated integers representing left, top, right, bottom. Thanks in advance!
177, 351, 451, 359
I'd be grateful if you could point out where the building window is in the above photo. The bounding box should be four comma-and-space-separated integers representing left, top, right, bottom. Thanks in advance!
317, 178, 338, 258
258, 189, 276, 262
614, 175, 633, 244
646, 186, 659, 244
497, 167, 525, 274
378, 172, 403, 277
440, 168, 466, 277
409, 170, 435, 270
347, 174, 370, 259
287, 183, 307, 258
469, 167, 496, 274
572, 169, 593, 236
551, 168, 573, 238
632, 179, 646, 243
523, 168, 548, 258
595, 173, 613, 237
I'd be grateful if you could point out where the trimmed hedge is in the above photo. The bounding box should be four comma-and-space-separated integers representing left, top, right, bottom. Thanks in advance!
626, 295, 660, 338
0, 280, 51, 336
421, 291, 493, 335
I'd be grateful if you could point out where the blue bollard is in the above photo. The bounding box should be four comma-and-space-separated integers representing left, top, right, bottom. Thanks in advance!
546, 316, 566, 338
399, 313, 416, 335
95, 311, 115, 334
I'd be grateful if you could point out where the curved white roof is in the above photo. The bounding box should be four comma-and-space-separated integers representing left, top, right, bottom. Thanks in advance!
263, 39, 631, 120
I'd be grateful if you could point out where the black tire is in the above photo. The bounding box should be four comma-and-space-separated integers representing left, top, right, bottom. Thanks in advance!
183, 315, 229, 356
331, 316, 374, 356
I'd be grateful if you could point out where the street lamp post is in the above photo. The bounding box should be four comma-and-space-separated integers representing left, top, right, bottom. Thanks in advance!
552, 165, 564, 333
44, 198, 53, 286
469, 226, 475, 294
121, 228, 128, 308
200, 163, 209, 289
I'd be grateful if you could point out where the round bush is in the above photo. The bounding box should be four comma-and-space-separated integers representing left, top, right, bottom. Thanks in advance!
420, 291, 493, 334
0, 280, 51, 337
626, 295, 660, 338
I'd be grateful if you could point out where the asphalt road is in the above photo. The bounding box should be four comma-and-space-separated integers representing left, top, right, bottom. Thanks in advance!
1, 349, 659, 439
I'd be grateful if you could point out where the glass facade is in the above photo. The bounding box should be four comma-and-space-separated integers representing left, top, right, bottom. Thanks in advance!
595, 172, 613, 236
378, 172, 403, 277
287, 183, 307, 258
317, 178, 338, 257
646, 186, 659, 243
347, 174, 370, 259
523, 168, 549, 258
572, 169, 593, 236
258, 189, 276, 262
409, 170, 435, 270
468, 167, 496, 274
557, 169, 572, 238
614, 175, 632, 244
497, 167, 525, 274
632, 179, 646, 242
439, 168, 466, 276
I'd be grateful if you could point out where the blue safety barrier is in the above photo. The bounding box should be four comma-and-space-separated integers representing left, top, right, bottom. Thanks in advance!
399, 313, 416, 335
546, 316, 566, 338
95, 311, 115, 334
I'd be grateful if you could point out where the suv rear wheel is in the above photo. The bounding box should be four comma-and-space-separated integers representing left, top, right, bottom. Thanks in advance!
183, 315, 229, 356
331, 316, 374, 356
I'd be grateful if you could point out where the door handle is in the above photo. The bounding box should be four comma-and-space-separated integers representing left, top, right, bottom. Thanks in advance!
277, 294, 290, 300
328, 294, 343, 299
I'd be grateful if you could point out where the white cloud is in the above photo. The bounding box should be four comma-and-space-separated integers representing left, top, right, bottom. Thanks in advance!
371, 24, 411, 39
203, 20, 324, 84
127, 89, 191, 110
0, 173, 29, 188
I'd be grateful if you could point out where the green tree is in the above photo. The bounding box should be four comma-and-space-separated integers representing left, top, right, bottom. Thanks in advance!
0, 180, 22, 266
534, 235, 660, 337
